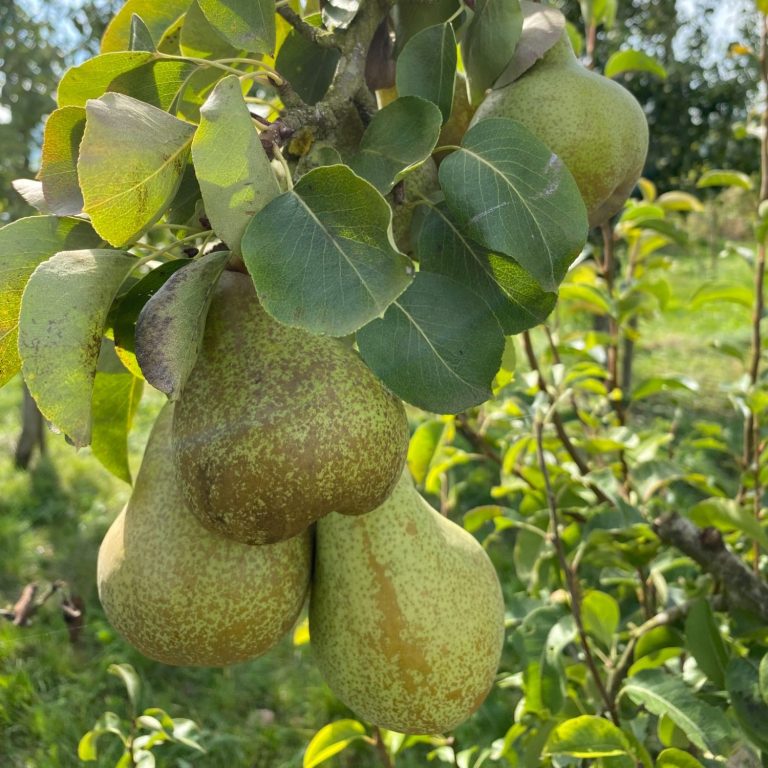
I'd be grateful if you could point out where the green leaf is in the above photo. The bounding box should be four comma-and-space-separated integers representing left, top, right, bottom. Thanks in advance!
581, 590, 620, 649
78, 93, 195, 247
192, 76, 279, 253
687, 497, 768, 552
39, 106, 86, 215
57, 52, 155, 107
494, 2, 565, 88
275, 15, 341, 105
559, 283, 611, 314
350, 97, 443, 194
604, 49, 667, 79
303, 720, 367, 768
439, 118, 588, 291
696, 169, 753, 190
91, 351, 144, 484
631, 375, 699, 401
357, 271, 504, 413
461, 0, 523, 103
727, 657, 768, 752
760, 652, 768, 705
759, 0, 768, 15
415, 202, 556, 334
684, 599, 728, 688
109, 663, 141, 712
101, 0, 189, 53
107, 59, 197, 111
690, 282, 754, 309
129, 14, 156, 52
0, 216, 101, 388
112, 260, 191, 378
620, 669, 730, 754
655, 748, 705, 768
545, 715, 631, 759
18, 249, 136, 447
11, 180, 51, 214
198, 0, 276, 53
181, 0, 241, 60
242, 165, 413, 336
77, 731, 100, 761
656, 191, 704, 213
407, 419, 447, 484
396, 24, 457, 123
135, 251, 230, 399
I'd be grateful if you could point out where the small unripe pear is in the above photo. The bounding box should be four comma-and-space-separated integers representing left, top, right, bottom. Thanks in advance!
97, 406, 312, 666
471, 34, 649, 226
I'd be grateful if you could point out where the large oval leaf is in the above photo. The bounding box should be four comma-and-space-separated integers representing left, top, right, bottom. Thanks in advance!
395, 24, 457, 124
57, 52, 155, 107
620, 669, 730, 754
415, 202, 556, 333
198, 0, 276, 53
684, 598, 728, 688
242, 165, 413, 336
438, 117, 588, 291
0, 216, 101, 388
18, 249, 137, 447
78, 93, 195, 247
356, 271, 504, 413
349, 97, 443, 194
39, 106, 86, 215
135, 250, 230, 399
192, 76, 279, 254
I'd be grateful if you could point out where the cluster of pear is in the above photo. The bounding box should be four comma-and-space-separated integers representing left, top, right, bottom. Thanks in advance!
97, 272, 506, 734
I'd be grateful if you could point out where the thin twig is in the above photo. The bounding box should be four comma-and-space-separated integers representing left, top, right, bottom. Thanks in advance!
534, 419, 620, 725
277, 6, 339, 48
373, 727, 394, 768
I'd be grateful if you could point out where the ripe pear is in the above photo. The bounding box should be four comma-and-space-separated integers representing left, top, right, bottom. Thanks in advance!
97, 406, 312, 666
172, 271, 408, 545
470, 33, 649, 226
309, 470, 505, 733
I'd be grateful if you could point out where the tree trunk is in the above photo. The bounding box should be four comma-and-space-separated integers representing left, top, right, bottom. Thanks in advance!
15, 383, 45, 470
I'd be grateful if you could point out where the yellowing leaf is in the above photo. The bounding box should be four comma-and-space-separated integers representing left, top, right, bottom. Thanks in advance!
101, 0, 189, 53
303, 720, 367, 768
18, 249, 137, 447
78, 93, 195, 247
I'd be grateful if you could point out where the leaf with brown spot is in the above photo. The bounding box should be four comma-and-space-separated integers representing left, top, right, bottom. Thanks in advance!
135, 250, 230, 399
78, 93, 195, 247
0, 216, 101, 389
18, 249, 137, 447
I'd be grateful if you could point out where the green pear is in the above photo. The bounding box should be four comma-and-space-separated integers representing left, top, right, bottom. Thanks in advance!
97, 406, 312, 666
437, 74, 476, 153
392, 157, 439, 254
172, 271, 408, 545
470, 33, 649, 226
309, 470, 505, 733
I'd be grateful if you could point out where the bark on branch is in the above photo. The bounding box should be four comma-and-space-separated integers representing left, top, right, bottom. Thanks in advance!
653, 513, 768, 623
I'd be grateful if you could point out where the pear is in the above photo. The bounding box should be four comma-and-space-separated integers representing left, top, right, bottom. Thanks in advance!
437, 74, 476, 153
97, 406, 312, 666
470, 33, 649, 226
172, 271, 408, 545
309, 470, 505, 733
392, 157, 439, 254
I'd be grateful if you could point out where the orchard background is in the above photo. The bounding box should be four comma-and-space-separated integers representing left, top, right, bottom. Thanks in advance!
2, 0, 768, 766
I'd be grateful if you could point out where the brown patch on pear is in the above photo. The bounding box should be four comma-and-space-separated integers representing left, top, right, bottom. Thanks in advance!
97, 405, 312, 666
172, 271, 409, 544
310, 470, 505, 733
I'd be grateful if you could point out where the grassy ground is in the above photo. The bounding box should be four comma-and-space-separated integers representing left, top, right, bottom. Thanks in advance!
0, 242, 756, 766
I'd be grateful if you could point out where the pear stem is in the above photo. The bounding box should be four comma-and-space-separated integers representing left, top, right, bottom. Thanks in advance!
533, 417, 620, 726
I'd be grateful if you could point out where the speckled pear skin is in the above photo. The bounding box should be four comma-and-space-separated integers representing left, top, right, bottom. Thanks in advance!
309, 470, 505, 734
172, 271, 408, 545
471, 33, 649, 227
97, 405, 312, 667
